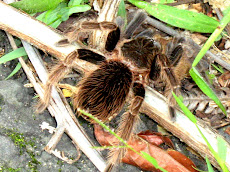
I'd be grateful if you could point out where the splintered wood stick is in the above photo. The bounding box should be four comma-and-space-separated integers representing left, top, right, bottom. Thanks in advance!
0, 1, 229, 170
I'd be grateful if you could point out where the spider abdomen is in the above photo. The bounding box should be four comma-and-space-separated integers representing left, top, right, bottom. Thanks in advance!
73, 60, 133, 122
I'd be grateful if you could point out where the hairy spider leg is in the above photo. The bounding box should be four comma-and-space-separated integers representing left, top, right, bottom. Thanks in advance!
151, 43, 184, 118
105, 82, 145, 172
56, 21, 119, 48
36, 51, 79, 113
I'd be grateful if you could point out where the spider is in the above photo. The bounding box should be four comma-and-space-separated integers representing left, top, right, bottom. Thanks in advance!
37, 11, 187, 171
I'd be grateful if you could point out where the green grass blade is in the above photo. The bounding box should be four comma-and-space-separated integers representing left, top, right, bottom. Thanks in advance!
92, 145, 127, 150
128, 0, 219, 33
172, 91, 222, 169
79, 109, 168, 172
189, 67, 226, 115
212, 64, 224, 74
173, 91, 228, 171
192, 7, 230, 67
160, 0, 174, 3
217, 137, 227, 161
196, 125, 229, 172
78, 109, 127, 145
196, 125, 218, 158
0, 47, 27, 64
10, 0, 64, 14
205, 156, 215, 172
172, 92, 197, 123
5, 62, 22, 80
141, 151, 168, 172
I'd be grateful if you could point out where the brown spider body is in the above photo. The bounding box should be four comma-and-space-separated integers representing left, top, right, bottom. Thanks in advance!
37, 11, 191, 171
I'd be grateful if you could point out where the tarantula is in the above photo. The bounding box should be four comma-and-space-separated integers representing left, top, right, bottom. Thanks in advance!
37, 11, 187, 171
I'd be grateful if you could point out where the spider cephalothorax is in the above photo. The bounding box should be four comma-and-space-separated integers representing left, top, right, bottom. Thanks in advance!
121, 37, 161, 69
37, 11, 188, 171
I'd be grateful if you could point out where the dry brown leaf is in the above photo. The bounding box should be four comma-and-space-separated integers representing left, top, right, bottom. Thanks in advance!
225, 127, 230, 135
137, 130, 174, 149
182, 87, 230, 116
94, 124, 198, 172
218, 71, 230, 87
204, 0, 230, 9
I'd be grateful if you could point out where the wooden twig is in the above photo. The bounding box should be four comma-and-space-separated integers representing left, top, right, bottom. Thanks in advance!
166, 0, 198, 6
0, 1, 230, 170
91, 0, 121, 51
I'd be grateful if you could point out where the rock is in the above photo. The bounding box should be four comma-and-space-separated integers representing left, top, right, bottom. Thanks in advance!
0, 79, 99, 171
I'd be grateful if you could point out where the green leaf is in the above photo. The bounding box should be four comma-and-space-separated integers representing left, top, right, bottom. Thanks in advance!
141, 151, 168, 172
141, 151, 158, 166
68, 5, 91, 16
68, 0, 82, 6
128, 0, 219, 33
49, 19, 63, 29
5, 56, 28, 80
0, 47, 27, 64
10, 0, 65, 14
37, 2, 90, 28
173, 82, 229, 172
117, 0, 127, 28
196, 125, 218, 160
205, 156, 215, 172
5, 62, 22, 80
36, 2, 68, 25
59, 8, 70, 21
189, 67, 227, 115
217, 137, 227, 161
172, 92, 197, 124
